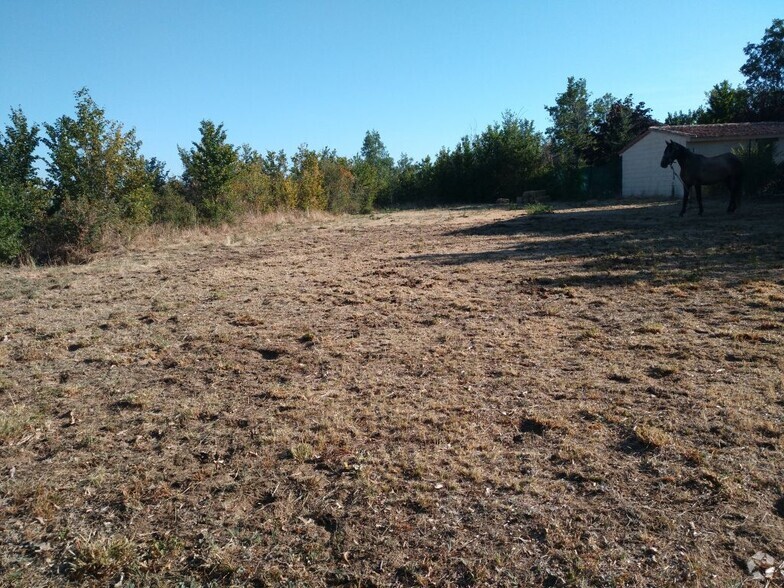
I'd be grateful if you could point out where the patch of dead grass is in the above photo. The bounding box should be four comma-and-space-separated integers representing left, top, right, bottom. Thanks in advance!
1, 199, 783, 586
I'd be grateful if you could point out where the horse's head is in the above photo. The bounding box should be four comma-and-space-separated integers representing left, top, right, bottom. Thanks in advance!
660, 140, 680, 168
662, 141, 678, 167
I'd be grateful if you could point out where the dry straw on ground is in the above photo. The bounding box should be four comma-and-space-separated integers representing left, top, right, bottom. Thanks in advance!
1, 198, 783, 586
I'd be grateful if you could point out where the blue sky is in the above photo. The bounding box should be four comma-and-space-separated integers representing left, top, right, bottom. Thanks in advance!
1, 1, 780, 175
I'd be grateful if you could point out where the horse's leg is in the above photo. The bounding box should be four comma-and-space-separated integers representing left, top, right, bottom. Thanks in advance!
727, 178, 738, 213
695, 184, 704, 216
680, 183, 690, 216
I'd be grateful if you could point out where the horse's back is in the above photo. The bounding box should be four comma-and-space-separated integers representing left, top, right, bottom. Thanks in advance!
702, 152, 742, 177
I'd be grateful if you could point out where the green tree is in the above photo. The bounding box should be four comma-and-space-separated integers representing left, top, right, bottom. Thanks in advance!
742, 18, 784, 92
388, 111, 548, 206
354, 130, 394, 211
475, 111, 546, 199
0, 107, 46, 262
590, 95, 658, 163
665, 108, 706, 125
0, 184, 29, 261
546, 77, 593, 167
701, 81, 750, 123
291, 145, 326, 211
545, 77, 593, 196
665, 20, 783, 124
0, 107, 40, 186
37, 89, 153, 259
152, 178, 197, 228
545, 77, 593, 194
741, 18, 784, 120
145, 157, 169, 195
320, 148, 357, 213
227, 146, 273, 213
178, 120, 239, 221
43, 89, 149, 213
262, 149, 296, 208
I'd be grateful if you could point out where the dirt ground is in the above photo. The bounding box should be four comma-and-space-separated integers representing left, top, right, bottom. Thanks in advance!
1, 196, 783, 587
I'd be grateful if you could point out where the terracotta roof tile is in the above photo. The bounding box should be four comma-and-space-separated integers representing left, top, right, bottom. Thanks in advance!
653, 122, 784, 140
620, 122, 784, 153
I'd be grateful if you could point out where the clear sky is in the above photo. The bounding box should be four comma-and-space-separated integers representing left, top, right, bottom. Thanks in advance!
1, 1, 780, 175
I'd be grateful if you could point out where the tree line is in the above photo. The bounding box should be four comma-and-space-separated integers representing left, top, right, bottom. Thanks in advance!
666, 18, 784, 125
1, 18, 782, 264
0, 93, 397, 263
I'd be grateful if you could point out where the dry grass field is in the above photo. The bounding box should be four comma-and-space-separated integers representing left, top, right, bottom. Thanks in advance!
1, 197, 783, 587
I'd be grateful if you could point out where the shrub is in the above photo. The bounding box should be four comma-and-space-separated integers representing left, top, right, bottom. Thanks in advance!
525, 202, 554, 215
0, 183, 49, 264
734, 141, 778, 196
0, 184, 25, 262
120, 185, 156, 225
153, 181, 198, 228
228, 162, 274, 213
32, 197, 119, 263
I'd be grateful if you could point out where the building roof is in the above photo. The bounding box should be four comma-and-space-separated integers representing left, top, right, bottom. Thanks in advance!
653, 122, 784, 140
620, 121, 784, 153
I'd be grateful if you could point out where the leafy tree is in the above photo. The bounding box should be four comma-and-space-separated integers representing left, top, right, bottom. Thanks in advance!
665, 108, 706, 125
354, 130, 394, 210
0, 184, 28, 261
145, 157, 169, 195
43, 88, 149, 213
391, 154, 429, 206
0, 107, 40, 187
0, 181, 47, 262
360, 130, 394, 171
625, 99, 659, 138
590, 95, 658, 164
665, 20, 783, 124
178, 120, 239, 221
36, 89, 154, 259
227, 146, 273, 213
475, 111, 546, 199
741, 18, 784, 120
0, 107, 46, 262
545, 77, 594, 195
320, 148, 357, 213
545, 77, 594, 169
702, 81, 750, 123
733, 140, 779, 196
262, 149, 296, 208
388, 111, 548, 206
291, 145, 326, 211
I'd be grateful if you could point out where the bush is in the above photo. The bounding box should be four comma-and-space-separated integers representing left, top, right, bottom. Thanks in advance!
764, 162, 784, 194
0, 184, 25, 262
228, 163, 274, 213
120, 185, 156, 225
196, 192, 240, 224
525, 203, 554, 215
32, 197, 119, 263
734, 141, 778, 196
153, 181, 198, 228
0, 183, 49, 264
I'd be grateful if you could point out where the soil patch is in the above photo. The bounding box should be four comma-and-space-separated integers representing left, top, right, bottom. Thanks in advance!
1, 199, 783, 586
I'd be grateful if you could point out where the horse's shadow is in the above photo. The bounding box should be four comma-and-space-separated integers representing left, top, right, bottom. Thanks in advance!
407, 200, 783, 289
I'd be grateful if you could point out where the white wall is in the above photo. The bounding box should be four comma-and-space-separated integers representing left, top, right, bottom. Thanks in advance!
621, 131, 680, 197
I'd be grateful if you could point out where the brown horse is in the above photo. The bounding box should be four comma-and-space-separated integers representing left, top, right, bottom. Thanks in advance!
660, 140, 743, 216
